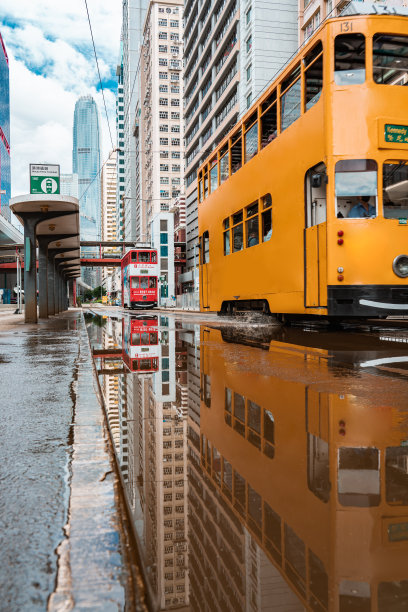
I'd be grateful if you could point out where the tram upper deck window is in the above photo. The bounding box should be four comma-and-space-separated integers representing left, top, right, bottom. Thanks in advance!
139, 251, 150, 262
219, 143, 229, 184
373, 34, 408, 85
210, 158, 218, 193
280, 63, 301, 131
304, 41, 323, 110
335, 159, 377, 218
244, 113, 258, 163
383, 160, 408, 219
261, 90, 277, 148
231, 133, 242, 174
334, 33, 365, 85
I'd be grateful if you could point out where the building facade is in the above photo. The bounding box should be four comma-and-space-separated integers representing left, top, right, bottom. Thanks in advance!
121, 0, 149, 241
139, 0, 184, 301
72, 95, 102, 241
0, 32, 11, 224
116, 45, 126, 242
101, 150, 119, 285
181, 0, 299, 297
60, 173, 79, 198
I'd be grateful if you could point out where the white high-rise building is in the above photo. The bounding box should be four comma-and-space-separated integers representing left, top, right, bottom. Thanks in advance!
181, 0, 299, 299
60, 173, 79, 198
121, 0, 149, 241
101, 151, 119, 285
138, 0, 184, 303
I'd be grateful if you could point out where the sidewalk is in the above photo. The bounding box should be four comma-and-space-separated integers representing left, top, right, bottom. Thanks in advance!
0, 310, 147, 610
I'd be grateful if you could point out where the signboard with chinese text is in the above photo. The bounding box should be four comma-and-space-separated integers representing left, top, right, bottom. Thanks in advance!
384, 124, 408, 144
30, 164, 60, 195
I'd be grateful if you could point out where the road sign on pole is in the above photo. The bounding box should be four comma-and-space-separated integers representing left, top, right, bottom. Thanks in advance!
30, 164, 60, 195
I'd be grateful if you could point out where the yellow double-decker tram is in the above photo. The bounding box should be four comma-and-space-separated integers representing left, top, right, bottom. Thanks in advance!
198, 10, 408, 319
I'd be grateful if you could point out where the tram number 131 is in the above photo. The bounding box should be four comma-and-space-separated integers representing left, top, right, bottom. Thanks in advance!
340, 21, 353, 32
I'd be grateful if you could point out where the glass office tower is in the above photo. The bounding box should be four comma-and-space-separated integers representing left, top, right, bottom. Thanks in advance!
0, 32, 11, 223
73, 95, 102, 241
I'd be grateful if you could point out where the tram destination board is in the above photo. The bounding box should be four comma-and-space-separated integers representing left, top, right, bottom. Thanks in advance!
384, 124, 408, 144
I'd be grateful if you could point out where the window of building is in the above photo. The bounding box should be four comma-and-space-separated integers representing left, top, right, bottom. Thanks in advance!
170, 33, 179, 41
171, 98, 180, 106
170, 45, 179, 54
172, 164, 180, 172
160, 138, 169, 145
335, 33, 366, 85
171, 85, 180, 93
171, 151, 180, 159
159, 45, 168, 53
170, 20, 179, 27
246, 35, 252, 53
159, 85, 168, 93
160, 164, 169, 171
170, 73, 180, 81
159, 71, 168, 79
246, 63, 252, 82
160, 124, 169, 132
171, 138, 180, 146
159, 58, 168, 66
171, 125, 180, 133
159, 31, 168, 39
171, 112, 180, 119
158, 19, 168, 26
246, 93, 252, 109
246, 7, 252, 24
159, 97, 168, 105
159, 111, 168, 119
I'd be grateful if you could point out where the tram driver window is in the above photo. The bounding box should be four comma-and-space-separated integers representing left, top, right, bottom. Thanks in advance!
335, 159, 377, 219
373, 34, 408, 85
383, 161, 408, 219
131, 277, 139, 288
334, 33, 365, 85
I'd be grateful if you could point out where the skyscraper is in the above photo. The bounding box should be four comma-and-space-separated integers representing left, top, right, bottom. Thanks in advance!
0, 31, 11, 224
72, 95, 102, 241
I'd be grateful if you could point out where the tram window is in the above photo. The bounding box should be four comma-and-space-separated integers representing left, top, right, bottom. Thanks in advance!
139, 251, 150, 262
151, 252, 157, 263
222, 458, 233, 498
264, 410, 275, 444
131, 252, 137, 261
231, 135, 242, 174
284, 525, 306, 595
232, 223, 243, 252
338, 447, 380, 507
140, 277, 149, 289
335, 159, 377, 218
304, 42, 323, 111
373, 34, 408, 85
140, 331, 149, 345
248, 400, 261, 433
202, 231, 210, 263
385, 447, 408, 505
225, 388, 232, 413
264, 502, 281, 554
339, 581, 371, 611
139, 359, 151, 371
280, 63, 301, 131
131, 333, 140, 345
378, 581, 408, 611
234, 392, 245, 426
204, 172, 208, 198
149, 278, 156, 288
307, 434, 330, 503
262, 194, 272, 241
198, 178, 203, 203
309, 550, 328, 609
335, 33, 365, 85
220, 152, 229, 183
383, 161, 408, 219
210, 159, 218, 193
213, 447, 221, 485
131, 277, 139, 288
245, 113, 258, 162
223, 228, 230, 255
233, 471, 246, 514
246, 202, 259, 248
261, 91, 277, 148
248, 485, 262, 532
306, 162, 327, 226
150, 332, 158, 344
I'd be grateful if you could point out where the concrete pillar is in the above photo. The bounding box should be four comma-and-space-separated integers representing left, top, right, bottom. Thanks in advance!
23, 217, 38, 324
37, 238, 49, 319
47, 253, 55, 315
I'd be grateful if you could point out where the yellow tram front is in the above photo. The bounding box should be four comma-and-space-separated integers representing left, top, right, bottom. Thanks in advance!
198, 11, 408, 318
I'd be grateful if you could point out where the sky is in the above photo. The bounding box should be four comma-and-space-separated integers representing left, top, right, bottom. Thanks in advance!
0, 0, 122, 196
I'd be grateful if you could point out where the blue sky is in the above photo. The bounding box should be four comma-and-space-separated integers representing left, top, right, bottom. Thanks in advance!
0, 0, 122, 195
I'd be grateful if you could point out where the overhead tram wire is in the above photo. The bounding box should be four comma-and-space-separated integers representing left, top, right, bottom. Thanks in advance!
84, 0, 115, 151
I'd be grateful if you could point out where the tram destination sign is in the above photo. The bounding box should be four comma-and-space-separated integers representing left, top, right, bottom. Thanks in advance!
384, 124, 408, 144
30, 164, 60, 195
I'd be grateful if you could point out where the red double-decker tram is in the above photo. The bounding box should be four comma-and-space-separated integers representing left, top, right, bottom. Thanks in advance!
121, 249, 159, 309
122, 315, 159, 373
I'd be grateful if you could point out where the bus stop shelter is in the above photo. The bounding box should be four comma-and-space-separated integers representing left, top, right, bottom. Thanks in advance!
10, 195, 80, 323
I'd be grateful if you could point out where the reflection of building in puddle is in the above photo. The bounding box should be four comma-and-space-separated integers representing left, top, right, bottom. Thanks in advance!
125, 317, 191, 609
194, 327, 408, 611
101, 318, 122, 449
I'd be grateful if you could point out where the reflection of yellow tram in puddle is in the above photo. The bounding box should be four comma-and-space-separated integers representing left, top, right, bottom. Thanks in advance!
199, 327, 408, 611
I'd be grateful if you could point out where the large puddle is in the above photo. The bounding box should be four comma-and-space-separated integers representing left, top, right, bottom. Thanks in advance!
85, 310, 408, 611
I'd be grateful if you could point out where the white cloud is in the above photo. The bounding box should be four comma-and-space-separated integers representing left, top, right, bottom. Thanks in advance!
0, 0, 122, 196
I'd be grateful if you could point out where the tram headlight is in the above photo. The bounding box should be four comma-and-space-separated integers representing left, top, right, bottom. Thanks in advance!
393, 255, 408, 278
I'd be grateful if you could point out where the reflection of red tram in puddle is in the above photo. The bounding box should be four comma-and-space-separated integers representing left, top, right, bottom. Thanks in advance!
122, 315, 159, 372
121, 249, 159, 309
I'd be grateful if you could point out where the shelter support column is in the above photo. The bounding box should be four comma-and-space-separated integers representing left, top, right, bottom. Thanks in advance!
23, 216, 38, 324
